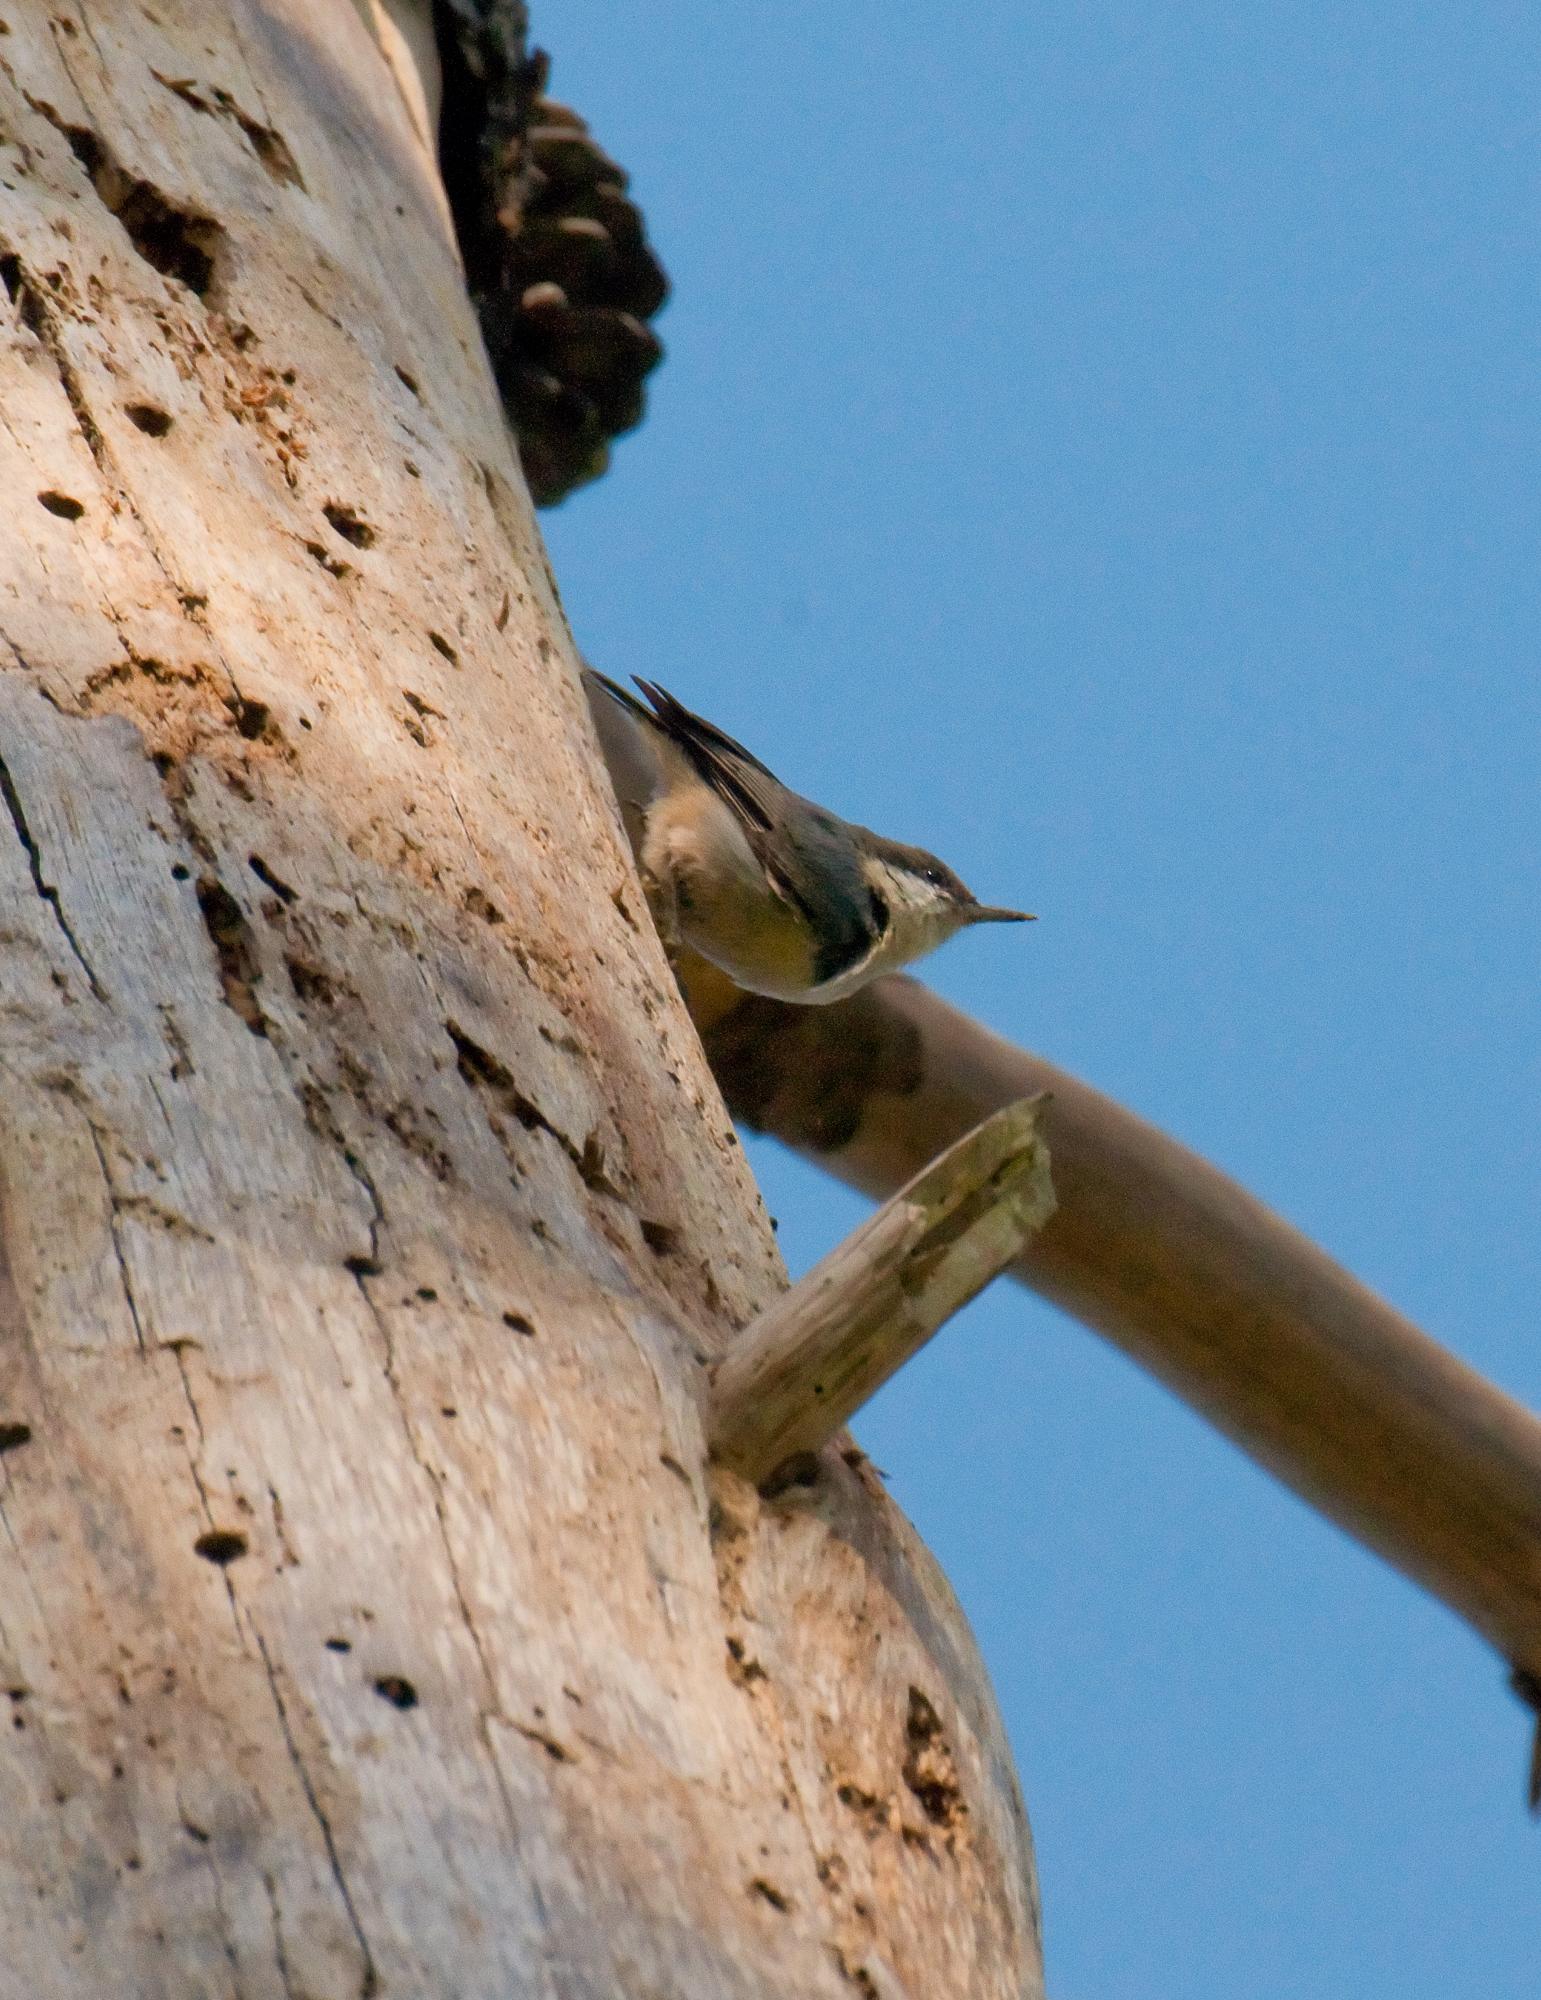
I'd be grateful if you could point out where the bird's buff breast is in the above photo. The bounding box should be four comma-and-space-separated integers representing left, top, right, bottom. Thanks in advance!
641, 790, 819, 1000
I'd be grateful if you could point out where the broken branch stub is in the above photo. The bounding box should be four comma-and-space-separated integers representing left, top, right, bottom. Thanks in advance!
708, 1097, 1054, 1488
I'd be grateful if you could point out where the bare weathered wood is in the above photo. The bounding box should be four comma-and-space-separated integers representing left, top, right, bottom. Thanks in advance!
696, 966, 1541, 1711
0, 6, 1043, 1995
710, 1099, 1053, 1487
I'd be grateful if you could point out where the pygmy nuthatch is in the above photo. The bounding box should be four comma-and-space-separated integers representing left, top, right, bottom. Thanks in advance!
584, 670, 1033, 1003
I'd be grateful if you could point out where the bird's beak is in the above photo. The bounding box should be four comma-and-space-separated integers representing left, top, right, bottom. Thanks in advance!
965, 905, 1036, 924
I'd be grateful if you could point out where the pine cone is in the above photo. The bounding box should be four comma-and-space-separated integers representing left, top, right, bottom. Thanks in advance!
435, 7, 669, 505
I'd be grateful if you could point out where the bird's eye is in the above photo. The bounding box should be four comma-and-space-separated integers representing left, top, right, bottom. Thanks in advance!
868, 888, 891, 933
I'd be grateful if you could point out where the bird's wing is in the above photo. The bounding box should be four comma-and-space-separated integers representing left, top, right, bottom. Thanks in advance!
635, 681, 889, 977
584, 668, 652, 729
595, 675, 883, 983
582, 667, 666, 846
629, 679, 788, 835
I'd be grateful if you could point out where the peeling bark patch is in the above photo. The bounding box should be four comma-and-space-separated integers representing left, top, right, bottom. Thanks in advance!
151, 72, 216, 113
725, 1636, 767, 1687
576, 1131, 625, 1196
15, 275, 47, 341
639, 1218, 679, 1256
194, 1528, 249, 1566
125, 401, 173, 436
0, 1420, 33, 1454
9, 262, 121, 493
0, 744, 106, 997
832, 1948, 881, 1998
117, 1194, 211, 1241
226, 695, 273, 742
902, 1689, 965, 1831
449, 1024, 528, 1105
372, 1675, 417, 1711
511, 1720, 572, 1762
80, 652, 236, 751
195, 877, 268, 1035
428, 631, 458, 664
150, 72, 307, 190
37, 488, 84, 519
401, 689, 441, 748
52, 118, 221, 296
444, 1022, 592, 1180
248, 853, 297, 903
304, 538, 351, 579
381, 1102, 454, 1182
322, 503, 374, 549
224, 104, 304, 189
836, 1780, 888, 1829
285, 956, 333, 1008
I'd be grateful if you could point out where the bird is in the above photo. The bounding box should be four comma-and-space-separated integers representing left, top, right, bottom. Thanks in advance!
583, 669, 1033, 1004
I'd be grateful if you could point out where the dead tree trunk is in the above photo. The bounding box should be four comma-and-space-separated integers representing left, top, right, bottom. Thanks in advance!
0, 5, 1041, 1994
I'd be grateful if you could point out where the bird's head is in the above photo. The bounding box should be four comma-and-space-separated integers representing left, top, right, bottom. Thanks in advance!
849, 834, 1034, 985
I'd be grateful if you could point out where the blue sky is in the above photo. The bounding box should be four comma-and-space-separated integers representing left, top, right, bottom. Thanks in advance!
539, 6, 1541, 1993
